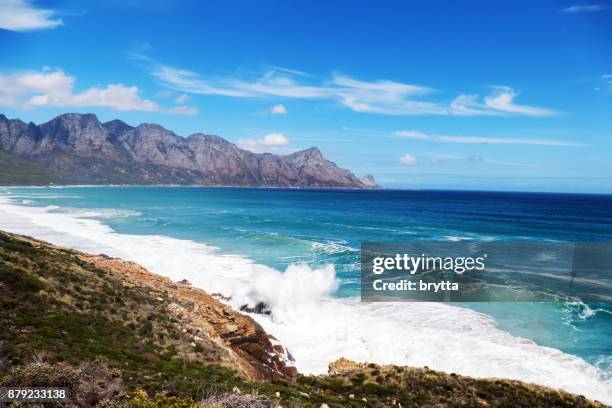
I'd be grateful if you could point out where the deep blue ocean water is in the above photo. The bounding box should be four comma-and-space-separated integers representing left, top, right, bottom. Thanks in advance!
2, 186, 611, 380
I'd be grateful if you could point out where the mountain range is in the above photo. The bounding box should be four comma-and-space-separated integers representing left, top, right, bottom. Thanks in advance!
0, 113, 377, 188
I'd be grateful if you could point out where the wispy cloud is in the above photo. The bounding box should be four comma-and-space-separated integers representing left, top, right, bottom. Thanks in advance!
0, 0, 63, 31
237, 133, 289, 153
394, 130, 586, 147
138, 55, 557, 117
0, 67, 196, 114
468, 154, 537, 167
589, 156, 612, 163
174, 93, 190, 104
484, 86, 559, 116
166, 105, 198, 115
152, 65, 329, 98
426, 152, 537, 167
267, 66, 310, 77
332, 74, 447, 115
562, 4, 612, 13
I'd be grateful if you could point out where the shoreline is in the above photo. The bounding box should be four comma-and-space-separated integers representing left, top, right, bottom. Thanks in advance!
2, 228, 607, 406
1, 190, 611, 404
5, 184, 612, 196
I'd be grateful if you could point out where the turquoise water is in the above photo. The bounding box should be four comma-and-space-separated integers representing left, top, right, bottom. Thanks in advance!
2, 186, 611, 383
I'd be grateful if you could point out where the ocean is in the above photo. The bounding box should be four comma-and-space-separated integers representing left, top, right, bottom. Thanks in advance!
0, 186, 611, 403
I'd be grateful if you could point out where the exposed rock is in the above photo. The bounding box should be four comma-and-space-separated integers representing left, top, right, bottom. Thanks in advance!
328, 357, 367, 374
240, 302, 272, 315
0, 113, 375, 188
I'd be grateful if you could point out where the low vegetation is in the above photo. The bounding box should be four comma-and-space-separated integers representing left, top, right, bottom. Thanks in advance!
0, 231, 606, 407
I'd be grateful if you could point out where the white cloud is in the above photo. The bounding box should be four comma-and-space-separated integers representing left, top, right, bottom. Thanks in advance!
0, 0, 63, 31
400, 153, 418, 165
238, 133, 289, 152
562, 4, 611, 13
0, 68, 196, 114
27, 83, 159, 111
270, 104, 287, 115
394, 130, 586, 147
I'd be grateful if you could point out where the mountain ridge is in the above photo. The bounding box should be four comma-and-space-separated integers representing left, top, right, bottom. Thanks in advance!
0, 113, 378, 188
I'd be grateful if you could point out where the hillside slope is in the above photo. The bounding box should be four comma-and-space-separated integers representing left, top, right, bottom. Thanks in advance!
0, 230, 605, 407
0, 150, 66, 185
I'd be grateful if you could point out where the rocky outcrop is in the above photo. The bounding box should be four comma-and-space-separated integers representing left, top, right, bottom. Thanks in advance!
360, 174, 378, 188
0, 113, 377, 188
85, 254, 297, 381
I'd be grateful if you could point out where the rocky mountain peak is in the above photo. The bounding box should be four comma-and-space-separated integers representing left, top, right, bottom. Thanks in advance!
52, 112, 101, 127
292, 147, 323, 159
103, 119, 133, 132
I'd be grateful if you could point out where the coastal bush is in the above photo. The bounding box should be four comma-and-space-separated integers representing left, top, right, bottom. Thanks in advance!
199, 392, 273, 408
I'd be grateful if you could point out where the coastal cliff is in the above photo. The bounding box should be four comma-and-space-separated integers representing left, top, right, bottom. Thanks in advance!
0, 113, 377, 188
0, 230, 605, 407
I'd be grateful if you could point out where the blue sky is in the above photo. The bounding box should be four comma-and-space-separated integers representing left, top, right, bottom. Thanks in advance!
0, 0, 611, 192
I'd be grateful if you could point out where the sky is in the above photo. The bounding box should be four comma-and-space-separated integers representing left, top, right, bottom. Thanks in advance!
0, 0, 611, 192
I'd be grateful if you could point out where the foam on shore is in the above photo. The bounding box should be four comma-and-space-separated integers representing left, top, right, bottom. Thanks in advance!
0, 194, 610, 404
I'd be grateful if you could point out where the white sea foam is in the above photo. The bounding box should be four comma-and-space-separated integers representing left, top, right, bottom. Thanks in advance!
59, 207, 143, 218
0, 195, 611, 404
